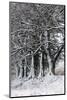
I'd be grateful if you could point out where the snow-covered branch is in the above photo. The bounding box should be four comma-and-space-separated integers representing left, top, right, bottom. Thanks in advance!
10, 28, 33, 35
46, 25, 64, 31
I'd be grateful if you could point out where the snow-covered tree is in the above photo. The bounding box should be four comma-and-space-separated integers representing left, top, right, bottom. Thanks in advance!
10, 2, 65, 80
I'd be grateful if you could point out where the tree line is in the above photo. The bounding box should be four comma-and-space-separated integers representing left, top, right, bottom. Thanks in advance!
10, 2, 65, 80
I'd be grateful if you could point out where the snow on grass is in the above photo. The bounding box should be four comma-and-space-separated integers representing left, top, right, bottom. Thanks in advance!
11, 75, 64, 97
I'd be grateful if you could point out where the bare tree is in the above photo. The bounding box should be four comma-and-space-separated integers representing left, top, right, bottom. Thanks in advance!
10, 3, 65, 80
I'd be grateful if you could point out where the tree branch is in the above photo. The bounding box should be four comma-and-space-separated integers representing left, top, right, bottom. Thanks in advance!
10, 23, 64, 36
46, 25, 64, 31
33, 44, 42, 55
10, 28, 33, 35
54, 44, 64, 62
11, 47, 24, 56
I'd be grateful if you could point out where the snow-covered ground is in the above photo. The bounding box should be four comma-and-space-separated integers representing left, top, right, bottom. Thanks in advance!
11, 74, 64, 97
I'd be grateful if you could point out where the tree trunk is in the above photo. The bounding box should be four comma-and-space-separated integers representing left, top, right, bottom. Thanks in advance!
15, 66, 18, 78
38, 34, 43, 78
19, 64, 22, 79
38, 52, 43, 78
52, 61, 55, 74
31, 54, 35, 78
19, 68, 22, 78
45, 30, 53, 75
24, 57, 27, 78
47, 53, 53, 75
24, 37, 27, 78
52, 44, 64, 75
26, 53, 35, 79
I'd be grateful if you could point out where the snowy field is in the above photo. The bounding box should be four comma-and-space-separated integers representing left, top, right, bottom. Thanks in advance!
11, 74, 64, 97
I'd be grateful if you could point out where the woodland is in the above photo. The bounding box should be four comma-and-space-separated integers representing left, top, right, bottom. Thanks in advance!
10, 3, 65, 92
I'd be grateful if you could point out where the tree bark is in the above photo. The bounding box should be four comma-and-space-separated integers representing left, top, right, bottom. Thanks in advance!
54, 45, 64, 62
19, 67, 22, 78
52, 44, 64, 75
31, 54, 35, 78
38, 34, 43, 78
52, 61, 55, 74
38, 52, 43, 77
47, 53, 53, 75
26, 52, 35, 79
45, 30, 52, 75
24, 57, 27, 78
15, 66, 18, 78
18, 63, 23, 79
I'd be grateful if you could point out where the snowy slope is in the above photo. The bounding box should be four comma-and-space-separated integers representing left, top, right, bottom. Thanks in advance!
11, 75, 64, 97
